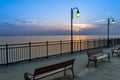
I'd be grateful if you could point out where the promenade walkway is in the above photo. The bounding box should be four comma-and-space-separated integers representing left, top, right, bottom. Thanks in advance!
0, 45, 120, 80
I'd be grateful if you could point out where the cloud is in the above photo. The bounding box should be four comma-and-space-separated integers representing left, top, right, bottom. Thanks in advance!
13, 19, 37, 25
0, 19, 120, 36
94, 19, 106, 23
0, 19, 69, 35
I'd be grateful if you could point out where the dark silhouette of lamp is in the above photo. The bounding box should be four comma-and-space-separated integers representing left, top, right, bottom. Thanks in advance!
107, 17, 115, 47
71, 7, 80, 53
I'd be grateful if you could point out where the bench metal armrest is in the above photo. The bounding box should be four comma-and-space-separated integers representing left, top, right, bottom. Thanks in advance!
88, 56, 97, 60
94, 56, 97, 60
24, 72, 34, 80
25, 72, 33, 76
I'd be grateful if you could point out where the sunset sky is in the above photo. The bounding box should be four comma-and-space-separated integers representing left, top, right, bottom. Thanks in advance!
0, 0, 120, 36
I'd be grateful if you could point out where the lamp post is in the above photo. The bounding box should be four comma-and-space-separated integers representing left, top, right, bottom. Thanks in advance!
107, 17, 115, 47
71, 7, 80, 53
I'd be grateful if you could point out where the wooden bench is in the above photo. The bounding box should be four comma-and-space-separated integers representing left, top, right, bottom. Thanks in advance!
111, 47, 120, 57
24, 59, 75, 80
87, 49, 110, 68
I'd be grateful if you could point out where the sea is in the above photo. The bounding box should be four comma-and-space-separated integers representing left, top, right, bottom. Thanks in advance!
0, 35, 120, 45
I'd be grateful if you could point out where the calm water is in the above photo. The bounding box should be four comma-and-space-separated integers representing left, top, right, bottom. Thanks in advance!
0, 35, 119, 45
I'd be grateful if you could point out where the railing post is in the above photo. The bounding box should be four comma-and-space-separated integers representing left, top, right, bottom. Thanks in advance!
73, 40, 74, 53
93, 39, 95, 48
46, 41, 48, 58
113, 38, 115, 45
114, 38, 116, 45
6, 43, 8, 66
101, 39, 103, 47
80, 40, 81, 51
29, 42, 31, 61
103, 38, 105, 47
87, 39, 89, 50
115, 38, 117, 45
119, 38, 120, 44
117, 38, 119, 45
118, 38, 120, 44
99, 38, 100, 48
60, 40, 62, 55
111, 38, 113, 46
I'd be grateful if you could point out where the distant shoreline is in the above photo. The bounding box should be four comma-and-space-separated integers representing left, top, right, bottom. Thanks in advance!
0, 34, 120, 37
0, 35, 120, 45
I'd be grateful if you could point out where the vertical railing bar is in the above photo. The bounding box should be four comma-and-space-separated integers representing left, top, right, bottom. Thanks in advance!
103, 38, 105, 47
80, 40, 81, 51
12, 47, 14, 63
15, 48, 17, 62
93, 39, 94, 48
3, 48, 5, 64
29, 42, 31, 61
6, 43, 8, 66
38, 44, 40, 58
60, 40, 62, 55
10, 47, 12, 62
1, 49, 4, 64
15, 47, 17, 62
1, 49, 3, 64
46, 41, 48, 58
98, 38, 100, 48
17, 47, 19, 62
23, 47, 25, 59
16, 47, 18, 62
87, 39, 89, 50
21, 47, 23, 61
77, 41, 79, 51
0, 48, 2, 64
19, 47, 21, 61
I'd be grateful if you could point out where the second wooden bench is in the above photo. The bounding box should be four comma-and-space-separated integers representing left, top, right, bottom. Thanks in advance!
87, 49, 110, 68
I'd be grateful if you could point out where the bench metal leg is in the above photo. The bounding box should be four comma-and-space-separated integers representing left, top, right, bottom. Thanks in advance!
64, 69, 66, 76
118, 53, 120, 57
117, 52, 120, 57
108, 56, 110, 62
87, 60, 90, 67
71, 68, 75, 78
24, 73, 31, 80
112, 52, 114, 57
101, 59, 104, 62
94, 60, 97, 68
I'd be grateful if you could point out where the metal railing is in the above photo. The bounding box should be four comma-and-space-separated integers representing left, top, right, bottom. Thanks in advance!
0, 38, 120, 66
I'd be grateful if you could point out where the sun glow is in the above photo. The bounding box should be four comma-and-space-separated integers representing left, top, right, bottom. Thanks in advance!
73, 23, 95, 31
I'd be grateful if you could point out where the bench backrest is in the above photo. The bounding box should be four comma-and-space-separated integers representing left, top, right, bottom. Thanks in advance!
87, 49, 103, 57
34, 59, 75, 76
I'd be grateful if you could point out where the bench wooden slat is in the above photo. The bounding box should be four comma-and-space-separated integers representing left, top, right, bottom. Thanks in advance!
35, 68, 65, 79
96, 55, 108, 60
